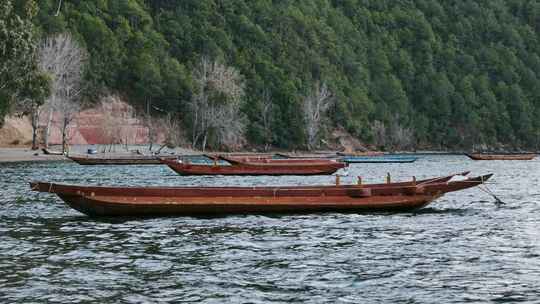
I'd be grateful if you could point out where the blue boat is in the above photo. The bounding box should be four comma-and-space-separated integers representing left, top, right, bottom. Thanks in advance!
341, 155, 418, 163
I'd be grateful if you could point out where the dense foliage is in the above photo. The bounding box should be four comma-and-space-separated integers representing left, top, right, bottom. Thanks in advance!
27, 0, 540, 149
0, 0, 47, 126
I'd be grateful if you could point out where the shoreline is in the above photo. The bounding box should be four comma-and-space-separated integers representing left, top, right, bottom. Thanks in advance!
5, 145, 531, 163
0, 145, 199, 163
0, 147, 67, 163
0, 146, 468, 164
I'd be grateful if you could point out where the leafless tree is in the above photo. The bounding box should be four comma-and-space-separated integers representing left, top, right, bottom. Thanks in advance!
371, 118, 415, 151
157, 113, 185, 152
57, 86, 81, 153
303, 81, 334, 150
100, 109, 121, 152
37, 33, 86, 150
371, 120, 387, 148
190, 57, 245, 151
261, 89, 273, 151
214, 96, 246, 150
141, 100, 165, 152
388, 117, 415, 151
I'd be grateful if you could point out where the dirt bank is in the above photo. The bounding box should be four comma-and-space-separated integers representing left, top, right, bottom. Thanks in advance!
0, 148, 66, 163
0, 117, 33, 147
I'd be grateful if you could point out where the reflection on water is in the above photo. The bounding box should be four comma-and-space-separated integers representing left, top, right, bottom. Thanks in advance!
1, 156, 540, 303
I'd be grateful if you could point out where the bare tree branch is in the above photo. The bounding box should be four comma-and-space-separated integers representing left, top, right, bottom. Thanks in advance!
54, 0, 63, 17
37, 33, 87, 151
303, 81, 334, 150
190, 57, 246, 151
261, 89, 273, 151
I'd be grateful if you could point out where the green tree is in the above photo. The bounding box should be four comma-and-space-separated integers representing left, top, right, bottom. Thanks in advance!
0, 0, 44, 125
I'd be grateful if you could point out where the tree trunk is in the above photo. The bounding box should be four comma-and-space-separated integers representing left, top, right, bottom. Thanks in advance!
202, 133, 208, 152
44, 109, 53, 148
61, 125, 67, 154
31, 107, 39, 150
32, 129, 38, 150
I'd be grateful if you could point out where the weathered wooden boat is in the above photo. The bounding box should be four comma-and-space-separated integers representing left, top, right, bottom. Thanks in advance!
341, 155, 418, 163
275, 152, 339, 159
204, 154, 275, 163
337, 151, 385, 157
161, 158, 346, 176
217, 155, 343, 165
67, 154, 179, 165
465, 153, 537, 161
29, 172, 492, 217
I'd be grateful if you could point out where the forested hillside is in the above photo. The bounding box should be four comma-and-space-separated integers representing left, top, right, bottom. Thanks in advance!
5, 0, 540, 150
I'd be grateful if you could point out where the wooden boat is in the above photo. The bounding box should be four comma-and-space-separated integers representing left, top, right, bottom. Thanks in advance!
341, 155, 418, 163
217, 155, 343, 165
161, 158, 346, 176
29, 172, 492, 217
67, 154, 179, 165
204, 154, 275, 163
465, 153, 537, 161
275, 152, 338, 159
337, 151, 385, 157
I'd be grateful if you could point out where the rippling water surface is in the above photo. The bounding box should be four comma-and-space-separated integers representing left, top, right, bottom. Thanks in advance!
1, 156, 539, 303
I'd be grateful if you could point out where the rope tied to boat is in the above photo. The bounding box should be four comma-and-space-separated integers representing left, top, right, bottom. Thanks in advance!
478, 185, 504, 205
478, 175, 504, 205
48, 182, 54, 193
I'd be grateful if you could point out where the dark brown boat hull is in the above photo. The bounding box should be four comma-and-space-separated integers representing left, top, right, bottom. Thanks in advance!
30, 173, 491, 217
68, 155, 177, 165
57, 193, 438, 216
161, 159, 345, 176
219, 155, 342, 165
465, 153, 536, 160
29, 172, 466, 197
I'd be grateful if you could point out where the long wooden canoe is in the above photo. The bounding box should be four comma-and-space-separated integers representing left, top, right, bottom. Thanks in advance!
341, 155, 418, 163
275, 152, 339, 159
465, 153, 537, 161
161, 158, 347, 176
337, 151, 385, 157
68, 155, 179, 165
217, 155, 343, 165
29, 173, 492, 216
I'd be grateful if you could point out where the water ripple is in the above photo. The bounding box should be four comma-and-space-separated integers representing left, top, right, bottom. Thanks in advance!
1, 156, 540, 303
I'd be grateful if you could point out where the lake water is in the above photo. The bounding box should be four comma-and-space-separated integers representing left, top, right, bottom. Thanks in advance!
1, 156, 539, 303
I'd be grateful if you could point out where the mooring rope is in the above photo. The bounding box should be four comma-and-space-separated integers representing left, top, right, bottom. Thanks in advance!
478, 184, 504, 205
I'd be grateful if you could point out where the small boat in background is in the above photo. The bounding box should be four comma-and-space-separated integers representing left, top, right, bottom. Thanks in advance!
217, 155, 341, 165
161, 157, 346, 176
205, 154, 275, 163
274, 152, 339, 159
337, 151, 385, 157
67, 154, 179, 165
465, 153, 537, 161
29, 172, 492, 217
341, 155, 418, 163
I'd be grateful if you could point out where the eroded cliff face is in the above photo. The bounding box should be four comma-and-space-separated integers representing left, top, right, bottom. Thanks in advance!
0, 116, 33, 147
0, 96, 165, 147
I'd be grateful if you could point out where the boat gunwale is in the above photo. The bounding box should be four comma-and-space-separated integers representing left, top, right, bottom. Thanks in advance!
30, 172, 488, 198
